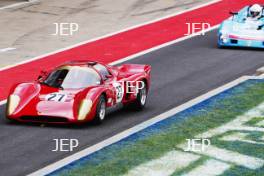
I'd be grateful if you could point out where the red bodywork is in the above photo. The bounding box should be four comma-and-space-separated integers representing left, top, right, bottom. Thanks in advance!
6, 61, 151, 124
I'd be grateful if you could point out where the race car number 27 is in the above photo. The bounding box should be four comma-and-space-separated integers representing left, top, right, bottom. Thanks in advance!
113, 82, 124, 103
46, 93, 67, 102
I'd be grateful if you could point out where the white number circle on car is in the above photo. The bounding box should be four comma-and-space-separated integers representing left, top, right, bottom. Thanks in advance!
113, 82, 124, 103
45, 93, 67, 102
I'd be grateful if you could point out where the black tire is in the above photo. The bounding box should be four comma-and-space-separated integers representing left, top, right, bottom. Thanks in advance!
130, 81, 148, 110
217, 36, 223, 49
217, 42, 223, 49
92, 95, 106, 125
6, 117, 16, 124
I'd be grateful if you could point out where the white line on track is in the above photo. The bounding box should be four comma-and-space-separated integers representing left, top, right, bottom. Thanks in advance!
125, 151, 201, 176
221, 132, 264, 145
182, 159, 231, 176
0, 47, 16, 53
187, 145, 264, 170
0, 0, 39, 10
256, 120, 264, 126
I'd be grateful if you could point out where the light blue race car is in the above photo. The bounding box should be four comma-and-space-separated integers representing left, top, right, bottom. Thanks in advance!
218, 5, 264, 49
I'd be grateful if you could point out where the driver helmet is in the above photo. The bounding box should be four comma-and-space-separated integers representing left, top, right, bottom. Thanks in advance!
249, 4, 263, 18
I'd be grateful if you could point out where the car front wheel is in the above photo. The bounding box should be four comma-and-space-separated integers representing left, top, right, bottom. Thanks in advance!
93, 95, 106, 125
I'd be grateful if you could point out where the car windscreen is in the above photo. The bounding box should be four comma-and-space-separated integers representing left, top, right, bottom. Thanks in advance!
43, 67, 101, 89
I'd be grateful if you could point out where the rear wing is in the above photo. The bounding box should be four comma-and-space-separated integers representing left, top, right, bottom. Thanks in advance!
118, 64, 151, 74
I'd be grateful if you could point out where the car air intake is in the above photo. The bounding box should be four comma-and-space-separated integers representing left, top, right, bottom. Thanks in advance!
20, 116, 69, 122
230, 39, 238, 44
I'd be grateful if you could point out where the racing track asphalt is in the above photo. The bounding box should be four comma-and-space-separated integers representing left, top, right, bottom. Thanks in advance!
0, 30, 264, 176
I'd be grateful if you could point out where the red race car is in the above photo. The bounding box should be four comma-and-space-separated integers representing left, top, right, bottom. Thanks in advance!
6, 61, 151, 124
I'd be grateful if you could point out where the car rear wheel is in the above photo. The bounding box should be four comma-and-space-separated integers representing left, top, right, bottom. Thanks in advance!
131, 81, 147, 110
93, 95, 106, 125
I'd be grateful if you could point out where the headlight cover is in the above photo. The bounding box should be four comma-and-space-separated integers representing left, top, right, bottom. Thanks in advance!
7, 95, 20, 115
220, 33, 229, 43
78, 99, 93, 120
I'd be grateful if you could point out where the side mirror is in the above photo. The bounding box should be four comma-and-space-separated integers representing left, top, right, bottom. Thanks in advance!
37, 70, 48, 81
37, 75, 43, 80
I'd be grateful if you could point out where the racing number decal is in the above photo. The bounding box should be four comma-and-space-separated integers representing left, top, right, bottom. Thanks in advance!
46, 93, 67, 102
113, 82, 124, 103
